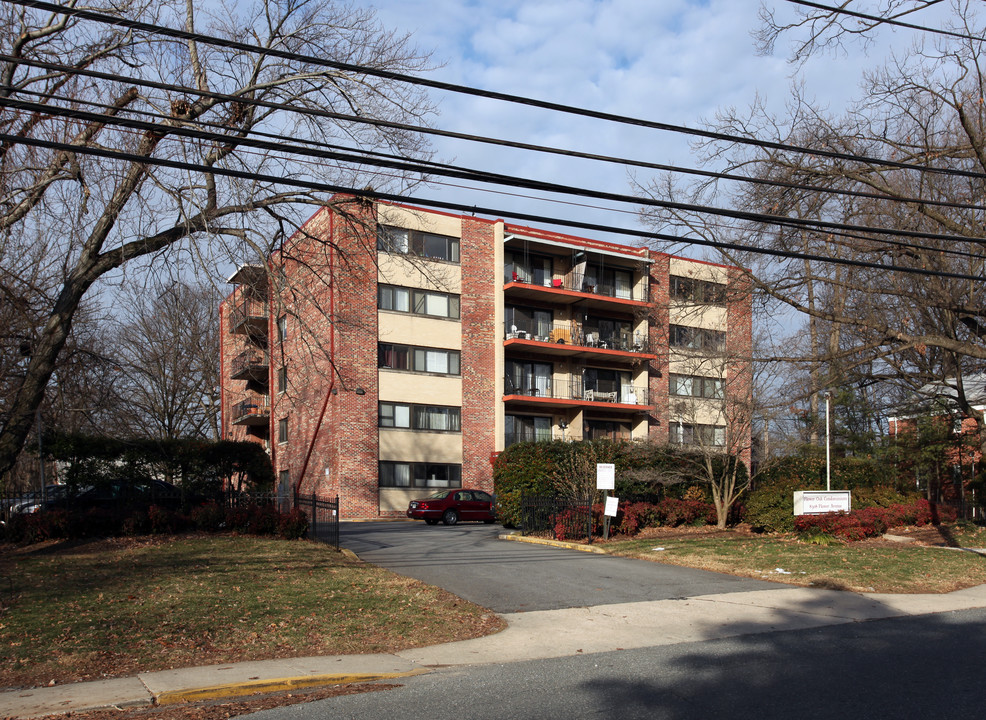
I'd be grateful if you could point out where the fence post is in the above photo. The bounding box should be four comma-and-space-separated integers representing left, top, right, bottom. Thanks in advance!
311, 491, 317, 540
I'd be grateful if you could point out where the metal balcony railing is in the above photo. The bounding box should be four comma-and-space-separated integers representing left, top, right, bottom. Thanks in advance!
229, 297, 268, 334
503, 378, 649, 406
505, 321, 649, 353
504, 266, 643, 302
503, 432, 568, 447
232, 396, 270, 425
231, 350, 270, 381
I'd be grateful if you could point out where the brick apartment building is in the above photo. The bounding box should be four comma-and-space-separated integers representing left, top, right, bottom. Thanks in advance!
219, 198, 752, 518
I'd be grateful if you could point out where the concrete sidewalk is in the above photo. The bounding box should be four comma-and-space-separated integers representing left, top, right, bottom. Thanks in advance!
4, 581, 986, 718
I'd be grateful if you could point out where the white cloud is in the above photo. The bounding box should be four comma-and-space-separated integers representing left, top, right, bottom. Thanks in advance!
364, 0, 950, 243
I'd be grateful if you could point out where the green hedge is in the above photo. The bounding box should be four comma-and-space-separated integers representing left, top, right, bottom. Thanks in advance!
493, 440, 739, 527
31, 433, 274, 496
747, 454, 917, 533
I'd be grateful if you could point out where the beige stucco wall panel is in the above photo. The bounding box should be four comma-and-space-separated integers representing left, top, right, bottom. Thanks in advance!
377, 254, 462, 294
378, 371, 462, 405
379, 429, 462, 463
380, 488, 426, 513
378, 312, 462, 349
669, 304, 727, 329
669, 257, 729, 284
669, 354, 730, 378
378, 205, 462, 238
669, 397, 727, 425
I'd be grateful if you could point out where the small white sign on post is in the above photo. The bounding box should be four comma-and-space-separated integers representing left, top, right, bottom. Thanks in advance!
793, 491, 852, 516
604, 495, 620, 517
596, 463, 615, 491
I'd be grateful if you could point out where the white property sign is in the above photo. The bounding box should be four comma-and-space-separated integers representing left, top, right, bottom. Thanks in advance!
596, 463, 615, 491
793, 491, 852, 516
604, 495, 620, 517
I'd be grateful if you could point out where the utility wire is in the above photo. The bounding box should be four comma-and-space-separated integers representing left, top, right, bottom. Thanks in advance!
2, 129, 983, 284
786, 0, 982, 42
7, 0, 986, 182
6, 53, 986, 217
5, 91, 986, 257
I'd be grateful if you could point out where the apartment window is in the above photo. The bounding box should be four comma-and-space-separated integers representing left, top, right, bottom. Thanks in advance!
379, 461, 462, 488
504, 305, 552, 338
575, 259, 633, 299
583, 367, 633, 401
505, 415, 552, 446
276, 314, 288, 342
669, 373, 724, 400
277, 366, 288, 394
504, 360, 552, 396
585, 420, 631, 442
378, 343, 461, 375
378, 285, 410, 312
377, 225, 460, 263
670, 324, 726, 352
582, 315, 634, 349
504, 251, 552, 286
670, 422, 726, 448
278, 417, 289, 444
379, 402, 461, 432
670, 275, 727, 305
378, 285, 460, 319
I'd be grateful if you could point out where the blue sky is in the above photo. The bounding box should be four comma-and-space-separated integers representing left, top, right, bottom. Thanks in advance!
364, 0, 952, 253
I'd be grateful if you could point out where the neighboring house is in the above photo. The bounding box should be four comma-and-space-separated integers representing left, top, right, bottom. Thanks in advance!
219, 198, 752, 519
887, 374, 984, 511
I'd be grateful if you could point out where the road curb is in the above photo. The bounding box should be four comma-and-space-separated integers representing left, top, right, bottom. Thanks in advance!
155, 668, 432, 705
498, 533, 608, 554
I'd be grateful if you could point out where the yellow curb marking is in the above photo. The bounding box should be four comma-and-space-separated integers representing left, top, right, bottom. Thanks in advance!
155, 669, 431, 705
498, 534, 607, 554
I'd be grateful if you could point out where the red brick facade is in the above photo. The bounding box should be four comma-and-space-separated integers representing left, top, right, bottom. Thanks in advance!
219, 199, 754, 518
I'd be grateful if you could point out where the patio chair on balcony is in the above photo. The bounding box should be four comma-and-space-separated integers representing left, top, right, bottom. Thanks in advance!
550, 327, 571, 344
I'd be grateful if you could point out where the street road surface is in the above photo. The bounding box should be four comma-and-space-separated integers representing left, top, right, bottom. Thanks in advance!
248, 608, 986, 719
340, 521, 784, 612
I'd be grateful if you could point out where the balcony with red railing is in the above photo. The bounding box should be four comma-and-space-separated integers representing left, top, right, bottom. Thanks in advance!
502, 377, 651, 411
503, 321, 654, 363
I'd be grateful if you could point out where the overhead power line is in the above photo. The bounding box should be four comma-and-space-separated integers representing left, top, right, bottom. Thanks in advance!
8, 0, 986, 182
6, 53, 986, 217
2, 129, 983, 284
5, 91, 986, 262
786, 0, 983, 42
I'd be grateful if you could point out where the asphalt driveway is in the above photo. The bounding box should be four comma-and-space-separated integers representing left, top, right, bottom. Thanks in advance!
340, 521, 788, 613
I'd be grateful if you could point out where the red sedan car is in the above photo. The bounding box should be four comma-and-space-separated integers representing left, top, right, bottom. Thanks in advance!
407, 489, 496, 526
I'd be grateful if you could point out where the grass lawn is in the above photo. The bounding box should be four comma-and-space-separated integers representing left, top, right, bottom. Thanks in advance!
0, 534, 504, 690
603, 523, 986, 594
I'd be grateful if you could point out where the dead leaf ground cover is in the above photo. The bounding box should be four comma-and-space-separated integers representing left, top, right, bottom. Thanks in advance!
0, 534, 504, 691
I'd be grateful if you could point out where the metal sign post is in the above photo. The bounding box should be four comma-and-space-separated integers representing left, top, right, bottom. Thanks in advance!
596, 463, 616, 540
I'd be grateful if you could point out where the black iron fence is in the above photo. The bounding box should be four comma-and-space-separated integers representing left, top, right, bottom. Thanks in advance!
1, 486, 340, 549
520, 494, 594, 543
295, 492, 340, 549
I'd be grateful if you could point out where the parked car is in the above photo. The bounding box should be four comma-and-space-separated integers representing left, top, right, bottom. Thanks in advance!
406, 489, 496, 526
7, 485, 69, 515
41, 479, 184, 512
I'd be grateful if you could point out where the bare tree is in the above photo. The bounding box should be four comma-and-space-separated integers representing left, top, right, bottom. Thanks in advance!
640, 2, 986, 457
112, 280, 221, 440
0, 0, 436, 481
